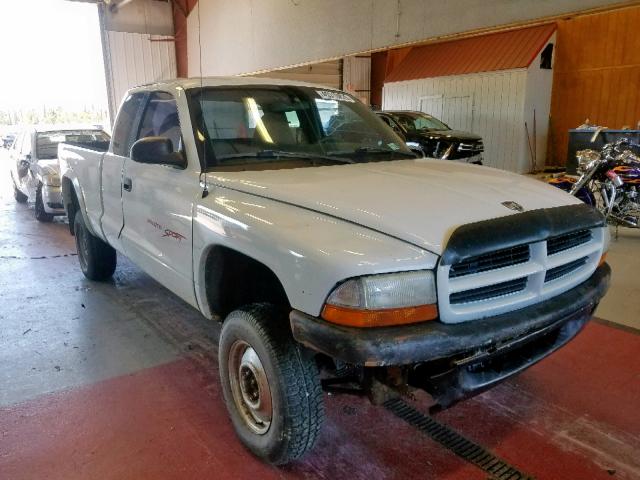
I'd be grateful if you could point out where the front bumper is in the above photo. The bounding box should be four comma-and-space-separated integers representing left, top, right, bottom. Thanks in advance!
42, 184, 65, 215
290, 264, 610, 368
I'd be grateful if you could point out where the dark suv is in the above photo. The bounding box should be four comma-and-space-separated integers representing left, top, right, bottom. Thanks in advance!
377, 110, 484, 164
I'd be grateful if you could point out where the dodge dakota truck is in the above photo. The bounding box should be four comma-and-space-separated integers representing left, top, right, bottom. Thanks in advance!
59, 78, 611, 465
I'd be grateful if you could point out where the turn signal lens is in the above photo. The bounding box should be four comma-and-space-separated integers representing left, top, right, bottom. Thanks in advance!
598, 252, 608, 266
321, 303, 438, 327
322, 271, 438, 327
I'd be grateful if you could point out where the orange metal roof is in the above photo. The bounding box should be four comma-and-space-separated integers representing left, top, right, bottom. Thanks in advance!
386, 24, 556, 83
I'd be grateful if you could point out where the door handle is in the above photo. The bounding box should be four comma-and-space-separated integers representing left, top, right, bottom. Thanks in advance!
123, 177, 132, 192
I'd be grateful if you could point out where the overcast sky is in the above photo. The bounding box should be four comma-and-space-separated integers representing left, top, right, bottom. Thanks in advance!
0, 0, 107, 110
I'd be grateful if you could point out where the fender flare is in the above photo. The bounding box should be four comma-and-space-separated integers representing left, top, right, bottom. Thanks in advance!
61, 172, 99, 237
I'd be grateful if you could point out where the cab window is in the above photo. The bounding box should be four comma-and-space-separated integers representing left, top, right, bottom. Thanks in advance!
11, 133, 22, 152
20, 133, 32, 157
112, 93, 145, 157
137, 91, 182, 152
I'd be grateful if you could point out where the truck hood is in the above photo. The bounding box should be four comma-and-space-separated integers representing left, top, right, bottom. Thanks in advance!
411, 129, 482, 142
207, 159, 581, 255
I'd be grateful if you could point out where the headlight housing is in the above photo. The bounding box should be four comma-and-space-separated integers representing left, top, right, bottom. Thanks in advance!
42, 174, 61, 187
599, 226, 611, 266
322, 271, 438, 328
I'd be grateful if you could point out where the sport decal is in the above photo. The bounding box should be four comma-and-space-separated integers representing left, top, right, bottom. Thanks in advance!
147, 219, 186, 242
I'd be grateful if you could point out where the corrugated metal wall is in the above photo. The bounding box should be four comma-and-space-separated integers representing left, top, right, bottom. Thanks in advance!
103, 31, 177, 122
383, 70, 529, 172
549, 5, 640, 166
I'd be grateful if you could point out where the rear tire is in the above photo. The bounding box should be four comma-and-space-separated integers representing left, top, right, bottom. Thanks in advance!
74, 211, 116, 280
219, 304, 325, 465
13, 184, 27, 204
35, 183, 54, 222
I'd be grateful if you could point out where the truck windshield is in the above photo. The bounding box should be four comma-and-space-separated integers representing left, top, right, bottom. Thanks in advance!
187, 86, 414, 170
36, 130, 110, 159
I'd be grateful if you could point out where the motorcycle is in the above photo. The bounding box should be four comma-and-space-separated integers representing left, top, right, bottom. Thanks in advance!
548, 129, 640, 228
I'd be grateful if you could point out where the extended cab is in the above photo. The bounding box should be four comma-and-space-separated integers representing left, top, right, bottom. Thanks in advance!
59, 78, 611, 465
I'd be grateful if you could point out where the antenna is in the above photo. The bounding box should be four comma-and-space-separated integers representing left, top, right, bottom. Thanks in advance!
197, 2, 209, 198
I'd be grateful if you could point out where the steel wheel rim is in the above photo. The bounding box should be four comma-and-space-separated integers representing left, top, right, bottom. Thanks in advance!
228, 340, 272, 435
76, 224, 89, 272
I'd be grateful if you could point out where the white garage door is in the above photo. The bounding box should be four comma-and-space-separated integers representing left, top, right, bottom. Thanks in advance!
420, 94, 474, 131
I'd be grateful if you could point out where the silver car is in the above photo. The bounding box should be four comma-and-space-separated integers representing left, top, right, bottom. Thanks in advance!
10, 126, 110, 222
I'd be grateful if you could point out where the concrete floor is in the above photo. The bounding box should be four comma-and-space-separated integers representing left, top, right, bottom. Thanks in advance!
0, 152, 639, 479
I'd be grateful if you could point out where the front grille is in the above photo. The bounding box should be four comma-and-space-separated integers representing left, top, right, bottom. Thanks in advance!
547, 229, 591, 255
451, 141, 483, 160
438, 226, 603, 323
450, 277, 528, 304
449, 245, 530, 278
545, 257, 587, 282
457, 142, 484, 153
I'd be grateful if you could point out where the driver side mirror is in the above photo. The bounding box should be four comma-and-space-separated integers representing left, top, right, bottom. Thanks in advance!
130, 137, 186, 168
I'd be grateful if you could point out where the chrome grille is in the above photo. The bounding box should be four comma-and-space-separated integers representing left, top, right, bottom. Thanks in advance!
437, 227, 605, 323
457, 141, 484, 153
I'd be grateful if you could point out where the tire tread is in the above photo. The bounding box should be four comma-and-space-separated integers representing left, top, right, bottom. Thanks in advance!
74, 211, 116, 280
221, 304, 325, 464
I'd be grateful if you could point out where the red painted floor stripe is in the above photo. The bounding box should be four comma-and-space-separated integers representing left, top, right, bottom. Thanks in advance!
0, 359, 482, 480
0, 321, 638, 479
436, 321, 640, 479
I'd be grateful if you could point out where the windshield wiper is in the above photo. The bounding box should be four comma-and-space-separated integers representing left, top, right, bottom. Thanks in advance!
216, 150, 353, 164
330, 147, 416, 158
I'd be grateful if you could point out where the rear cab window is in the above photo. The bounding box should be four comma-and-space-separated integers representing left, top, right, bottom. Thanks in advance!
111, 93, 146, 157
36, 131, 110, 159
136, 91, 182, 153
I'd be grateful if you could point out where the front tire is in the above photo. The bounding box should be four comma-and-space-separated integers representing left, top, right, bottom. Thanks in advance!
74, 211, 116, 280
219, 304, 325, 465
35, 183, 54, 222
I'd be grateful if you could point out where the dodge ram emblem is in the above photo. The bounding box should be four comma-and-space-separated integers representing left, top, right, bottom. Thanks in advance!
501, 201, 525, 212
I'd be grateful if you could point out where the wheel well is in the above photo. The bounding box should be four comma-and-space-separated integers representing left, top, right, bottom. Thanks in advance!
61, 177, 79, 235
204, 246, 290, 318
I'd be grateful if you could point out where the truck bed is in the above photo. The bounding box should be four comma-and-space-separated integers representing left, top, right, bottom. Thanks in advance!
58, 143, 107, 238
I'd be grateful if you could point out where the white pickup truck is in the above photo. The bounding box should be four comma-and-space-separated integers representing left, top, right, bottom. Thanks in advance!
59, 77, 611, 465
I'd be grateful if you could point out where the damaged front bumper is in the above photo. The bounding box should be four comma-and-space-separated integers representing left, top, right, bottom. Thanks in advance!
290, 264, 610, 405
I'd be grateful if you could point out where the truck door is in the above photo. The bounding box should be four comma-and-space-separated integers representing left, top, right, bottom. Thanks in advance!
120, 91, 199, 307
101, 92, 146, 249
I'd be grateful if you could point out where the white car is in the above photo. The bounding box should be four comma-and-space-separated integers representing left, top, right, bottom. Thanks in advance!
59, 77, 611, 465
9, 126, 110, 221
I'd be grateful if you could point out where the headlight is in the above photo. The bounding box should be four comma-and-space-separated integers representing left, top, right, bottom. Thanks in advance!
321, 271, 438, 327
43, 174, 60, 187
